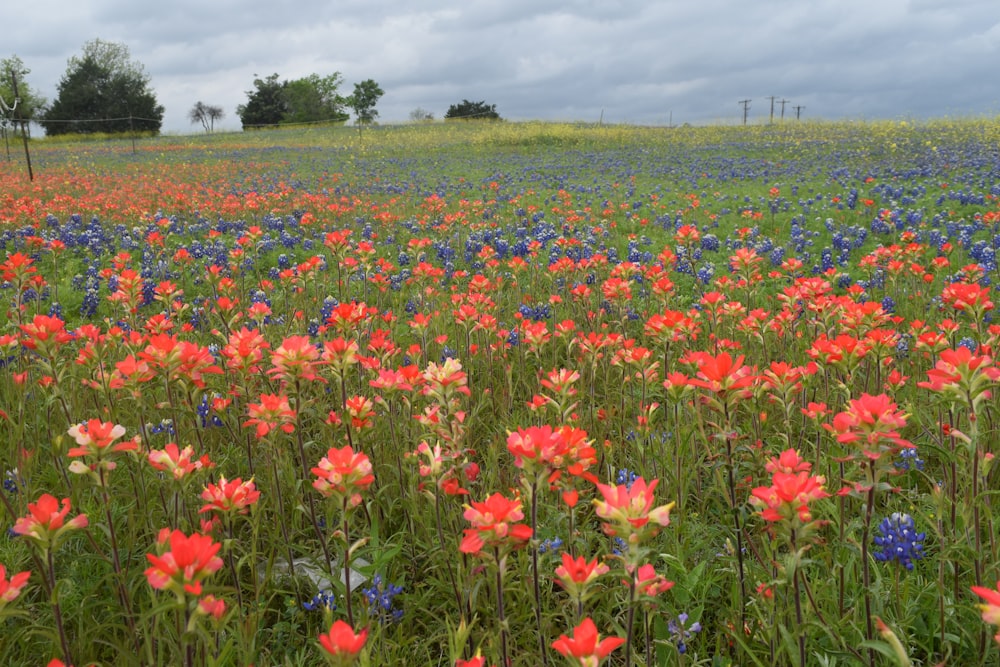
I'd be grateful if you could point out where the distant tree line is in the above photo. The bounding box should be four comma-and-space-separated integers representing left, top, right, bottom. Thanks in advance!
3, 39, 506, 137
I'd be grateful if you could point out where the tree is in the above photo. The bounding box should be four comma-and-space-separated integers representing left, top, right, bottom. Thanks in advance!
0, 56, 46, 131
348, 80, 384, 130
283, 73, 348, 125
40, 39, 163, 136
444, 100, 500, 121
188, 101, 225, 133
236, 73, 287, 129
409, 107, 434, 122
236, 72, 349, 129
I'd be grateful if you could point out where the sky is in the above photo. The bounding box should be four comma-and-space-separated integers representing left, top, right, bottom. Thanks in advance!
5, 0, 1000, 135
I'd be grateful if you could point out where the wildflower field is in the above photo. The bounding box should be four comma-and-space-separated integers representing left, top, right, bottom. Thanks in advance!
1, 119, 1000, 666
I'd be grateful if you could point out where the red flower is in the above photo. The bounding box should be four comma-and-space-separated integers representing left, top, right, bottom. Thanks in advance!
459, 492, 533, 555
18, 314, 74, 357
0, 563, 30, 609
631, 563, 675, 598
221, 327, 270, 375
144, 529, 223, 598
148, 442, 214, 481
269, 335, 323, 383
917, 346, 999, 411
750, 449, 829, 524
311, 446, 374, 508
825, 393, 912, 460
593, 477, 674, 548
973, 582, 1000, 644
551, 617, 624, 667
199, 476, 261, 515
554, 552, 610, 599
13, 494, 89, 552
317, 620, 368, 666
65, 420, 139, 484
685, 351, 756, 410
244, 393, 296, 439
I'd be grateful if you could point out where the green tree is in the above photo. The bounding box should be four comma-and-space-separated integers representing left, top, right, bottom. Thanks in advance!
40, 39, 163, 136
347, 79, 384, 135
1, 56, 46, 132
236, 73, 288, 129
283, 73, 348, 125
444, 99, 500, 120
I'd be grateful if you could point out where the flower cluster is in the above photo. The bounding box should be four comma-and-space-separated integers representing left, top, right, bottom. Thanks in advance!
360, 573, 404, 624
873, 513, 926, 570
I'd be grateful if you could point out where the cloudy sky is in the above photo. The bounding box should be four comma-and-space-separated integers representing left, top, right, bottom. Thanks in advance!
6, 0, 1000, 134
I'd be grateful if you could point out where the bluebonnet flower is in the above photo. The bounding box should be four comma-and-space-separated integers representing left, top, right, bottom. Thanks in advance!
3, 469, 18, 494
537, 536, 564, 555
668, 613, 702, 654
149, 420, 175, 437
611, 536, 627, 557
616, 469, 638, 489
895, 447, 925, 472
303, 589, 337, 611
873, 513, 926, 570
361, 574, 404, 624
958, 337, 978, 353
197, 395, 224, 429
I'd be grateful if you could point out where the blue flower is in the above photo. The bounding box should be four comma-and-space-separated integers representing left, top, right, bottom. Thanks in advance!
668, 613, 702, 654
616, 469, 638, 489
361, 574, 404, 624
537, 537, 563, 555
873, 513, 926, 570
303, 589, 337, 611
894, 447, 924, 472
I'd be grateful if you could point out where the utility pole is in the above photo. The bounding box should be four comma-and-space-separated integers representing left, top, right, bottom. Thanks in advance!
739, 99, 751, 126
793, 105, 805, 120
9, 70, 32, 181
767, 95, 777, 124
779, 99, 789, 120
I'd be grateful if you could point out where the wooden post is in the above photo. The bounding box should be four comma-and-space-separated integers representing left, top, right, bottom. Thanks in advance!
10, 71, 33, 181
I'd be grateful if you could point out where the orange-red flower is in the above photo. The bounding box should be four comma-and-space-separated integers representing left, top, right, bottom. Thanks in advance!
12, 494, 89, 552
0, 563, 30, 610
554, 552, 610, 600
244, 393, 296, 439
199, 476, 261, 515
144, 528, 223, 598
269, 335, 323, 383
631, 563, 675, 598
459, 492, 533, 555
317, 620, 368, 666
148, 442, 213, 481
551, 617, 624, 667
825, 393, 912, 460
311, 445, 374, 508
750, 449, 829, 524
66, 420, 139, 484
18, 314, 74, 358
972, 582, 1000, 644
593, 477, 674, 548
917, 346, 999, 412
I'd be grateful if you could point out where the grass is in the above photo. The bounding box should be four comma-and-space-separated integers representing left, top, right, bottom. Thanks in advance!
0, 118, 999, 666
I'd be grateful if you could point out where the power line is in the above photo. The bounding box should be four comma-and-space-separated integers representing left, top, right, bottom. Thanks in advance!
793, 105, 805, 120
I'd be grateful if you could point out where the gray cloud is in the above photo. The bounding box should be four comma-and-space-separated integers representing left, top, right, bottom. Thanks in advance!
6, 0, 999, 134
